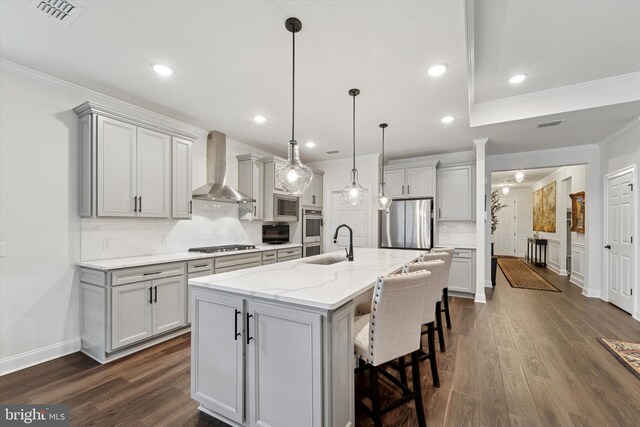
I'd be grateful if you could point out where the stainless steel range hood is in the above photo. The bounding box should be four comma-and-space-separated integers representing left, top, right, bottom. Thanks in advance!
192, 131, 255, 203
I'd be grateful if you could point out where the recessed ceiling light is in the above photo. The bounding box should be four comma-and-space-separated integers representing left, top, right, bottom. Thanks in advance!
305, 141, 316, 148
152, 63, 173, 77
509, 73, 527, 84
253, 115, 266, 124
428, 64, 448, 77
441, 115, 455, 124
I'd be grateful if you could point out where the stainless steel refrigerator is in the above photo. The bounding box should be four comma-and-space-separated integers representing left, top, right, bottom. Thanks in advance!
380, 198, 433, 250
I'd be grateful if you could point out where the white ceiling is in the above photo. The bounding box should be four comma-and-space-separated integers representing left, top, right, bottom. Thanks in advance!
1, 0, 639, 162
491, 167, 563, 190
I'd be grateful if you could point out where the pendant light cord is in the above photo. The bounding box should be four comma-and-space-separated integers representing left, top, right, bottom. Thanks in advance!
381, 126, 385, 186
291, 31, 295, 143
352, 93, 356, 171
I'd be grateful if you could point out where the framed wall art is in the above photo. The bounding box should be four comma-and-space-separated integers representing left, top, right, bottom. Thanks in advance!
533, 181, 556, 232
570, 191, 585, 233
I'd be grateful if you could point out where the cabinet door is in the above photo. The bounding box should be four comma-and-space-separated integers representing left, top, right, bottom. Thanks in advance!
406, 165, 434, 197
137, 127, 171, 218
111, 281, 153, 349
97, 116, 137, 217
152, 276, 186, 335
384, 169, 406, 198
172, 138, 193, 219
191, 290, 244, 424
438, 165, 473, 221
253, 161, 264, 219
301, 178, 314, 206
247, 301, 322, 427
448, 257, 473, 293
313, 173, 323, 207
273, 160, 285, 191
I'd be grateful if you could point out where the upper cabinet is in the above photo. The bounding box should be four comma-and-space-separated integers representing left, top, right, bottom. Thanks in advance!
262, 156, 287, 193
237, 154, 264, 221
75, 102, 196, 219
437, 164, 474, 221
301, 170, 324, 208
383, 162, 437, 198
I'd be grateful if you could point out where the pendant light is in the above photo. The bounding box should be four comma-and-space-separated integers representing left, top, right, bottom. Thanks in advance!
374, 123, 392, 211
275, 17, 313, 195
501, 183, 510, 195
514, 170, 525, 183
342, 89, 368, 205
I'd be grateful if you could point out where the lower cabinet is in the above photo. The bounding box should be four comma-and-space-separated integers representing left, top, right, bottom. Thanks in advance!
111, 275, 186, 350
192, 290, 323, 427
447, 249, 476, 294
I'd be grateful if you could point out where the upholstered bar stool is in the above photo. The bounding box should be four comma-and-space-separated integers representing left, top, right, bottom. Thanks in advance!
353, 270, 432, 427
402, 259, 447, 388
421, 250, 454, 352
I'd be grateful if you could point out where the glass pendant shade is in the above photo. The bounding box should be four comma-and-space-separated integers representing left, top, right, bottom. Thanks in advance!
515, 170, 525, 183
501, 185, 510, 195
277, 17, 313, 195
375, 185, 392, 211
276, 140, 313, 194
343, 169, 367, 205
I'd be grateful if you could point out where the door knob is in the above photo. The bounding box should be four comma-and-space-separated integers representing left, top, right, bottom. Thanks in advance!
604, 245, 611, 249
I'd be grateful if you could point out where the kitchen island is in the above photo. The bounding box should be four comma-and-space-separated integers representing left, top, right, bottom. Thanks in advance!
189, 248, 422, 427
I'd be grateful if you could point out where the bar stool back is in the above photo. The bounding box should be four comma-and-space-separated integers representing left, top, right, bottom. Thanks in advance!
421, 251, 454, 352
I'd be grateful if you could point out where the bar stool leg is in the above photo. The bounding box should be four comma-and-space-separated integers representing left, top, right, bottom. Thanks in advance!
411, 351, 427, 427
398, 356, 408, 390
443, 288, 452, 329
369, 365, 383, 427
435, 301, 446, 352
427, 322, 440, 388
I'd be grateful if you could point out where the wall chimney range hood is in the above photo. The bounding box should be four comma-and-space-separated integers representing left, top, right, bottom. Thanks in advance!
192, 131, 255, 203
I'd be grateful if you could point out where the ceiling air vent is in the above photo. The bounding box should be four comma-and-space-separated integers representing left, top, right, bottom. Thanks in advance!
326, 150, 339, 154
537, 120, 564, 128
29, 0, 84, 25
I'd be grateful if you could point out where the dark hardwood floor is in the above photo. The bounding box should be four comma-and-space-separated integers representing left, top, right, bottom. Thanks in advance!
2, 263, 639, 426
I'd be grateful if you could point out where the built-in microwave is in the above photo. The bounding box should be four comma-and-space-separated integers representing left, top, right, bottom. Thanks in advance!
274, 195, 299, 222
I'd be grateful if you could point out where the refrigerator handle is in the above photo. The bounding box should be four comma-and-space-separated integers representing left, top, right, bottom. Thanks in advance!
401, 185, 404, 195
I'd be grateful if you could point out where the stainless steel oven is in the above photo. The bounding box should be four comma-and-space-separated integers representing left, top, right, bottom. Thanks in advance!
302, 208, 323, 243
303, 242, 322, 257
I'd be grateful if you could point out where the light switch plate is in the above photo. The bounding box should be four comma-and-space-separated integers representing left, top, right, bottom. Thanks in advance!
0, 242, 6, 258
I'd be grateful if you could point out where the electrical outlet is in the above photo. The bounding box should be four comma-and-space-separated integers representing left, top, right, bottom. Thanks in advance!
102, 238, 111, 250
160, 236, 167, 246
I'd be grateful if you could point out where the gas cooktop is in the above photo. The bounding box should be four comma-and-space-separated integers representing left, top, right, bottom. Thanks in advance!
188, 245, 257, 254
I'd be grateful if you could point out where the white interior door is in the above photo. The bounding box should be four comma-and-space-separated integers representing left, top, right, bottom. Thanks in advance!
329, 191, 369, 251
605, 170, 634, 313
493, 196, 516, 256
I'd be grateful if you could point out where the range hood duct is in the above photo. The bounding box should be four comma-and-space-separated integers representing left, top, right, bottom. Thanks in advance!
192, 131, 256, 203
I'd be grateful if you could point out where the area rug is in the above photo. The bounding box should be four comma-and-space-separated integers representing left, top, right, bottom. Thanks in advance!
597, 338, 640, 380
497, 258, 561, 292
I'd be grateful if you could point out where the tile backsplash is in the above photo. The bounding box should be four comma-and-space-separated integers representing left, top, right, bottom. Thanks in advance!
437, 221, 476, 246
81, 200, 264, 260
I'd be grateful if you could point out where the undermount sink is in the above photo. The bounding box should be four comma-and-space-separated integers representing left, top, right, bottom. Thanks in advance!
302, 255, 347, 266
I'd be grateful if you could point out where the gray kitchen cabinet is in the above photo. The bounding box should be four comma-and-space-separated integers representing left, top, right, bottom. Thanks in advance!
74, 102, 197, 219
302, 171, 324, 208
173, 137, 193, 219
437, 164, 474, 221
262, 156, 287, 193
191, 290, 322, 427
152, 275, 186, 334
111, 281, 153, 349
383, 163, 437, 198
277, 246, 303, 262
447, 249, 476, 294
237, 154, 264, 221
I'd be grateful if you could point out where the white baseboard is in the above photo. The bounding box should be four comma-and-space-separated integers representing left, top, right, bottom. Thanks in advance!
474, 293, 487, 303
582, 288, 603, 299
484, 280, 492, 288
569, 274, 584, 288
0, 337, 81, 376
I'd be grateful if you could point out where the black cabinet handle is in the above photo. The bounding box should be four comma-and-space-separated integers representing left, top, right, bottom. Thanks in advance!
234, 309, 241, 341
407, 185, 410, 194
402, 185, 404, 195
139, 196, 142, 212
604, 245, 611, 249
246, 313, 254, 344
143, 271, 160, 276
193, 264, 209, 269
253, 205, 257, 216
134, 196, 138, 213
154, 285, 158, 303
189, 201, 193, 214
148, 287, 152, 304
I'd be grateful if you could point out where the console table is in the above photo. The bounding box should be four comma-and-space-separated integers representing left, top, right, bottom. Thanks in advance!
527, 238, 548, 267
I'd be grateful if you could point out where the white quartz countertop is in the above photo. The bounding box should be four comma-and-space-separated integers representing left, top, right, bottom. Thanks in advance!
189, 248, 422, 310
77, 243, 302, 271
436, 243, 477, 250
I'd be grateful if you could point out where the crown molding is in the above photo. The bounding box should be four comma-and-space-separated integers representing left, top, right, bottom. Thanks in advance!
0, 58, 207, 138
470, 72, 640, 127
487, 143, 599, 161
598, 116, 640, 146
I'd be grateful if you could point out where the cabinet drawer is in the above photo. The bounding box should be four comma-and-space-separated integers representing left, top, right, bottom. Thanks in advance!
215, 261, 262, 274
261, 250, 277, 261
188, 259, 214, 274
452, 249, 473, 259
277, 247, 302, 260
215, 252, 262, 270
111, 262, 185, 286
262, 259, 277, 266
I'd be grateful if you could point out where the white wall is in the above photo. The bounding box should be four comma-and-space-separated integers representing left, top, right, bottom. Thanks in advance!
309, 153, 380, 252
0, 63, 280, 374
599, 118, 640, 321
